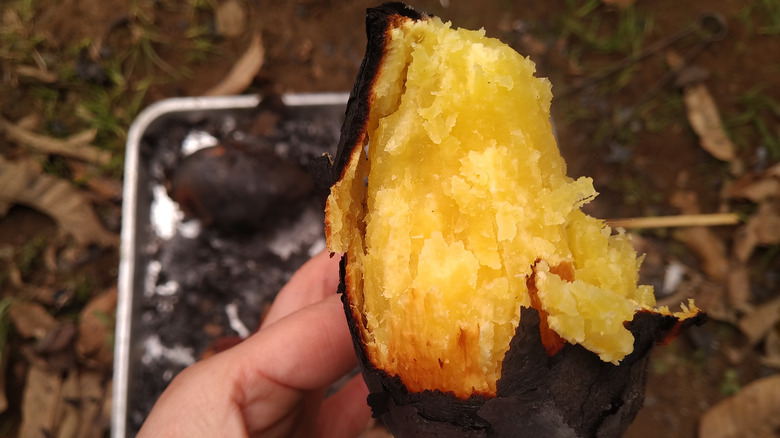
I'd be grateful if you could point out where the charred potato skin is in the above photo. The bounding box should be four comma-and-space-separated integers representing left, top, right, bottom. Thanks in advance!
323, 3, 706, 437
340, 248, 705, 436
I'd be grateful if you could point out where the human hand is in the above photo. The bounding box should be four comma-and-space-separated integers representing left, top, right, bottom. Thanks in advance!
137, 251, 372, 438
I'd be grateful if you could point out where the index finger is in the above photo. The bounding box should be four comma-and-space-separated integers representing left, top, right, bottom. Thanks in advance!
261, 251, 342, 329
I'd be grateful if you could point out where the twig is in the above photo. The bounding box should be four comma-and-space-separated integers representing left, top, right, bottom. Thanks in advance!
0, 117, 110, 165
204, 33, 265, 96
606, 213, 740, 229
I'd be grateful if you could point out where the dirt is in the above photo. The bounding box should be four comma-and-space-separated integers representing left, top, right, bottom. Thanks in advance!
2, 0, 779, 437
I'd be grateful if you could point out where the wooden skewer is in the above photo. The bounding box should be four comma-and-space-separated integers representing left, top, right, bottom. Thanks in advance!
606, 213, 741, 229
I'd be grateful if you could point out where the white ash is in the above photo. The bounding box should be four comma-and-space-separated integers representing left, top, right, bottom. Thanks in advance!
144, 260, 162, 298
178, 220, 201, 239
225, 302, 251, 338
181, 130, 218, 156
268, 207, 324, 261
141, 334, 195, 367
155, 280, 179, 297
150, 185, 183, 240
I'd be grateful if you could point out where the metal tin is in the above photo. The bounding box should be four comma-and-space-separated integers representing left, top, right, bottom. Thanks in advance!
113, 93, 349, 437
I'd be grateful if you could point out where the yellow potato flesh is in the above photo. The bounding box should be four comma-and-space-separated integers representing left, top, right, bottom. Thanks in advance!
326, 17, 664, 398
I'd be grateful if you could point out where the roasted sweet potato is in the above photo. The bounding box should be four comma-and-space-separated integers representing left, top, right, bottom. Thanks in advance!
171, 140, 311, 231
321, 3, 704, 436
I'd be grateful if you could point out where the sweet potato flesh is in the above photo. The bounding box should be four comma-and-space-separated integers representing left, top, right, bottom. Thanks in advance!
326, 16, 694, 398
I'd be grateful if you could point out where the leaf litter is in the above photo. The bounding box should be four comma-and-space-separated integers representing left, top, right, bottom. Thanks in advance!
699, 374, 780, 438
0, 158, 118, 247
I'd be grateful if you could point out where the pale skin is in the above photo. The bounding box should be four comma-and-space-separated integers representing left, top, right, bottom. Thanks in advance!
138, 251, 372, 438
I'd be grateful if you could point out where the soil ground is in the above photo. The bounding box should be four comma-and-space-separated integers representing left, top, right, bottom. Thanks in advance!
1, 0, 779, 437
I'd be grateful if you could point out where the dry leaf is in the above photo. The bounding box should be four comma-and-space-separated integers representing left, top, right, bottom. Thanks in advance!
727, 162, 780, 202
0, 159, 118, 247
727, 262, 751, 311
749, 200, 780, 244
9, 301, 58, 340
19, 364, 63, 438
670, 191, 729, 280
36, 321, 77, 354
762, 328, 780, 369
76, 370, 105, 438
674, 226, 729, 280
0, 117, 110, 165
683, 83, 736, 162
68, 161, 123, 201
734, 199, 780, 262
204, 33, 264, 96
699, 374, 780, 438
215, 0, 246, 38
99, 381, 112, 435
670, 275, 735, 323
738, 297, 780, 346
76, 287, 117, 368
55, 369, 81, 438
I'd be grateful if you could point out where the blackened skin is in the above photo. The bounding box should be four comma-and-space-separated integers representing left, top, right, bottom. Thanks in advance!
340, 250, 705, 437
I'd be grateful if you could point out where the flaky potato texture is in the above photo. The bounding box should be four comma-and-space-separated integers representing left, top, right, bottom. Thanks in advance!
326, 14, 696, 399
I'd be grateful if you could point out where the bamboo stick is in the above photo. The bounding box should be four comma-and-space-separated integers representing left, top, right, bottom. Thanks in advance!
606, 213, 740, 229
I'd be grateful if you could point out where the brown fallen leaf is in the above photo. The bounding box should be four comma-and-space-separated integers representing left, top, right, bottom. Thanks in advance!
727, 162, 780, 202
762, 328, 780, 369
0, 117, 110, 165
738, 297, 780, 346
36, 321, 77, 355
0, 159, 118, 247
699, 374, 780, 438
683, 83, 736, 162
204, 33, 264, 96
8, 301, 58, 340
674, 226, 729, 280
215, 0, 246, 38
99, 381, 113, 436
670, 191, 729, 280
734, 199, 780, 262
76, 370, 105, 438
663, 274, 735, 323
19, 364, 63, 438
68, 161, 123, 201
55, 368, 81, 438
748, 199, 780, 244
726, 262, 751, 311
76, 287, 117, 368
